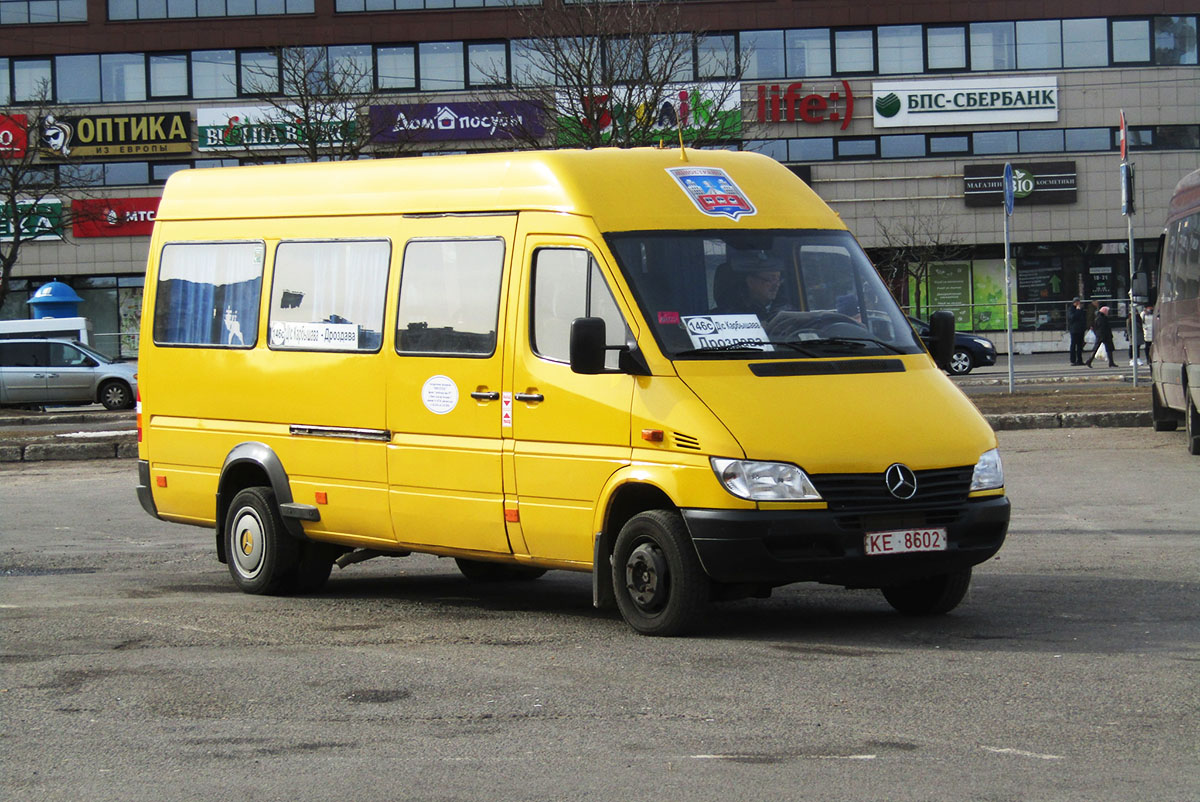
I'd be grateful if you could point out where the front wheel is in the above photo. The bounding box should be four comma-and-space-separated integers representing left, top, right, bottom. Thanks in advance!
947, 348, 973, 375
611, 510, 709, 636
225, 486, 298, 595
881, 568, 971, 615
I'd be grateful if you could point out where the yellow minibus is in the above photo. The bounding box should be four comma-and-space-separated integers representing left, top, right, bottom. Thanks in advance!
136, 148, 1009, 635
1148, 167, 1200, 455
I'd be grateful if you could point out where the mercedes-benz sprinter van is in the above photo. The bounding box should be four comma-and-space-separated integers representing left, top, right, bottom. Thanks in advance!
136, 148, 1009, 635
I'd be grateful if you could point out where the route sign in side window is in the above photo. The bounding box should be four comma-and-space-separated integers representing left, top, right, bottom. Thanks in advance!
268, 239, 391, 352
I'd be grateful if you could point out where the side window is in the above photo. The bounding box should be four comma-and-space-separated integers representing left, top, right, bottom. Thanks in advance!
0, 341, 46, 367
268, 239, 390, 352
396, 238, 504, 356
1184, 213, 1200, 301
532, 248, 628, 370
153, 241, 264, 347
48, 343, 91, 367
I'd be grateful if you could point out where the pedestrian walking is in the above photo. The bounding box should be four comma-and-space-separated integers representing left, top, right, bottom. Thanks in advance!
1067, 297, 1088, 365
1085, 305, 1117, 367
1142, 304, 1154, 362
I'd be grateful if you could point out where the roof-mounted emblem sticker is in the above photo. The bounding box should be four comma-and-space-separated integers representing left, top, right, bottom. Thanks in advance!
666, 166, 756, 221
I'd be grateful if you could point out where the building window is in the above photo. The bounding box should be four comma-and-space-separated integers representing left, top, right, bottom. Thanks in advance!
1112, 19, 1151, 63
192, 50, 236, 98
149, 53, 189, 97
878, 26, 923, 74
239, 50, 280, 95
929, 135, 969, 154
467, 42, 507, 86
104, 162, 150, 185
926, 26, 966, 70
418, 41, 464, 91
377, 46, 417, 90
834, 29, 874, 73
836, 137, 876, 159
1154, 16, 1198, 65
1062, 18, 1108, 68
880, 134, 925, 158
785, 28, 831, 77
790, 138, 833, 161
1065, 128, 1111, 152
102, 53, 147, 101
0, 0, 85, 23
973, 131, 1018, 155
109, 0, 310, 19
697, 33, 737, 80
55, 55, 101, 103
741, 29, 784, 80
1018, 129, 1065, 153
970, 21, 1016, 71
1016, 20, 1062, 69
12, 58, 51, 103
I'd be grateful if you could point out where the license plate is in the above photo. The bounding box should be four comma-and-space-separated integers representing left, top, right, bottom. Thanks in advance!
864, 528, 947, 556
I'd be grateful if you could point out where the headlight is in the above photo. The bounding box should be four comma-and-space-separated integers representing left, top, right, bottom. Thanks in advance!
711, 458, 823, 502
970, 448, 1004, 491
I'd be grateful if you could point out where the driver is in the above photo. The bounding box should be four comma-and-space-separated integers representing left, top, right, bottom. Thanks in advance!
714, 251, 788, 319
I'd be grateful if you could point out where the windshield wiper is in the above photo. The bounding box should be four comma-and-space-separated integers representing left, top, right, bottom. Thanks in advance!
795, 336, 907, 355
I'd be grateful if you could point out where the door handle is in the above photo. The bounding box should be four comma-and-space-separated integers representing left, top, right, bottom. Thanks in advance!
514, 392, 544, 403
470, 391, 501, 401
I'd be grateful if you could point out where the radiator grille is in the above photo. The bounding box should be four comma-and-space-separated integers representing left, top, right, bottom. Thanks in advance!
811, 466, 974, 511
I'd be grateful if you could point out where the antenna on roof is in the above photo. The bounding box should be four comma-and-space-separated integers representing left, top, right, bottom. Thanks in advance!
677, 126, 688, 161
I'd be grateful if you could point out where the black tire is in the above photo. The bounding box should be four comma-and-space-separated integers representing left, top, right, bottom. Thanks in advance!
1187, 393, 1200, 457
224, 486, 299, 595
947, 347, 973, 375
454, 557, 546, 582
1152, 385, 1179, 432
882, 568, 971, 616
99, 380, 133, 410
611, 510, 709, 636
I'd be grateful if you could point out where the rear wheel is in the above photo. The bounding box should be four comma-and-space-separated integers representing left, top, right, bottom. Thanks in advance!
99, 380, 132, 410
225, 486, 298, 595
454, 558, 546, 582
882, 568, 971, 615
612, 510, 709, 636
1152, 385, 1179, 431
947, 348, 973, 375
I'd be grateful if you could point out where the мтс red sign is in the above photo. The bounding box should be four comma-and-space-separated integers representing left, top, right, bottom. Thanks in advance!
72, 197, 161, 237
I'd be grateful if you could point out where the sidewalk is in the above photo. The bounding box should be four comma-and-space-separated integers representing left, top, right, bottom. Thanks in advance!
0, 352, 1154, 463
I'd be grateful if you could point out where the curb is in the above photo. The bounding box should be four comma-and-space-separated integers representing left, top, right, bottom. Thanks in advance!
0, 410, 1155, 463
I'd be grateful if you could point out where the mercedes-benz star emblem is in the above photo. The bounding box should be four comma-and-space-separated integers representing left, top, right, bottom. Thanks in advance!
884, 463, 918, 500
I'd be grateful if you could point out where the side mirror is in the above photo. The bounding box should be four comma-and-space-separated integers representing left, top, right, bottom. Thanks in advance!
569, 317, 607, 375
929, 310, 955, 372
1131, 272, 1150, 305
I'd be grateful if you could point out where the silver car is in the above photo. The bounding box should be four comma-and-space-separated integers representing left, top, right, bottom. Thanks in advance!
0, 338, 138, 410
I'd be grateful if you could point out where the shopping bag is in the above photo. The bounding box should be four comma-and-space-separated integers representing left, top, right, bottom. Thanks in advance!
1095, 344, 1108, 362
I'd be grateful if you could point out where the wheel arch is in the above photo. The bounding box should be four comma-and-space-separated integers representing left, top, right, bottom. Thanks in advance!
591, 475, 681, 610
215, 442, 301, 563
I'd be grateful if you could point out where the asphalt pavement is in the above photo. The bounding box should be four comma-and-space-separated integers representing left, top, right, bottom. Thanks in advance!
0, 351, 1154, 463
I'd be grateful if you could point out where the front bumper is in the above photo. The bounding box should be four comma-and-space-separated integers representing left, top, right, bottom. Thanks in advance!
683, 496, 1009, 588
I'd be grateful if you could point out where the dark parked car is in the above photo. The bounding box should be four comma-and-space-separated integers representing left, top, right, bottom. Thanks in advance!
908, 317, 998, 376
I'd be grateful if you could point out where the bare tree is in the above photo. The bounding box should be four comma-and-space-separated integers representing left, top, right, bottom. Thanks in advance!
495, 0, 743, 149
229, 47, 430, 162
0, 86, 104, 311
871, 204, 969, 319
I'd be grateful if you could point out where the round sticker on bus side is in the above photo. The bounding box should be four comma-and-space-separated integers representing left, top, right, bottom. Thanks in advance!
421, 375, 459, 415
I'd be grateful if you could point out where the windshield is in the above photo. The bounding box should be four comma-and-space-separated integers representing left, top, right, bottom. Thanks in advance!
606, 229, 923, 359
71, 342, 115, 364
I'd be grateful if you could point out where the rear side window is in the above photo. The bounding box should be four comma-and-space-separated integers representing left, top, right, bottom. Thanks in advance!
396, 238, 504, 356
0, 341, 47, 367
153, 241, 265, 347
268, 239, 391, 352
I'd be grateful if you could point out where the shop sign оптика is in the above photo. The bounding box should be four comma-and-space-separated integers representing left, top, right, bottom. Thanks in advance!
963, 162, 1077, 207
39, 113, 190, 158
872, 76, 1058, 128
72, 197, 161, 238
370, 100, 544, 143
